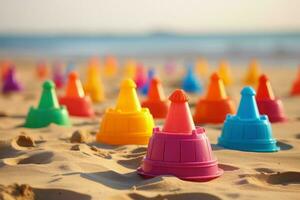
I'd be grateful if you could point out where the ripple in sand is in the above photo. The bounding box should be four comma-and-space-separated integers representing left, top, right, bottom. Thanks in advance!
126, 192, 221, 200
0, 183, 92, 200
238, 171, 300, 186
4, 151, 54, 165
117, 155, 145, 169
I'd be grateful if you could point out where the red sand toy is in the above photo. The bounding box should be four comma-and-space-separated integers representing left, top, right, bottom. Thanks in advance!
194, 73, 235, 124
59, 72, 94, 117
141, 77, 169, 119
138, 89, 223, 181
256, 74, 286, 122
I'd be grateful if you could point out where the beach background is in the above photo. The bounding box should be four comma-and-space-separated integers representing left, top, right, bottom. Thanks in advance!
0, 0, 300, 200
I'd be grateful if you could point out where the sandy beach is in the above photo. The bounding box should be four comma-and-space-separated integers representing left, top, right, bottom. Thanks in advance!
0, 61, 299, 200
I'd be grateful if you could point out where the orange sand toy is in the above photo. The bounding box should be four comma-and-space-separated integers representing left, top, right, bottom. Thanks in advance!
142, 77, 169, 118
195, 58, 209, 77
194, 73, 235, 124
218, 60, 233, 86
36, 61, 49, 80
96, 79, 154, 145
103, 56, 118, 78
84, 64, 105, 103
59, 72, 94, 117
0, 60, 11, 81
244, 59, 261, 86
290, 67, 300, 96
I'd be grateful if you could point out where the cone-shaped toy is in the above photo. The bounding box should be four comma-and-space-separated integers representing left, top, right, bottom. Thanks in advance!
0, 60, 11, 82
244, 59, 261, 86
52, 63, 65, 89
36, 61, 49, 80
194, 73, 235, 124
290, 67, 300, 96
182, 65, 203, 93
196, 58, 209, 77
2, 67, 22, 94
84, 64, 105, 102
138, 89, 223, 181
218, 60, 233, 86
218, 87, 279, 152
59, 72, 94, 117
141, 77, 169, 118
123, 59, 137, 79
103, 56, 118, 78
256, 75, 286, 122
96, 79, 154, 145
134, 64, 147, 89
24, 80, 70, 128
140, 68, 155, 95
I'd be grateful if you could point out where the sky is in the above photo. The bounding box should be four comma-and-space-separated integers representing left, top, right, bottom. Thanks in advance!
0, 0, 299, 34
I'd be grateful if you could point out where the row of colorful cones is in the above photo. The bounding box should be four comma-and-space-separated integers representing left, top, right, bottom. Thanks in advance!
2, 59, 300, 98
20, 68, 281, 181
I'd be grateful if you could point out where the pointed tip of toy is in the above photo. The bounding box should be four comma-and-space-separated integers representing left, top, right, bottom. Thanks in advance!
43, 80, 55, 89
169, 89, 189, 103
259, 74, 268, 83
151, 77, 160, 85
69, 72, 78, 80
211, 72, 220, 81
241, 86, 256, 96
121, 79, 136, 88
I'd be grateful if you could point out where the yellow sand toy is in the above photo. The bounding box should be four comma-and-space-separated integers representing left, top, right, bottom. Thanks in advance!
244, 59, 261, 86
84, 64, 105, 103
218, 60, 233, 86
96, 79, 154, 145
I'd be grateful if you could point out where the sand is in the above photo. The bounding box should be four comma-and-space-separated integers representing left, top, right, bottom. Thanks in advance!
0, 62, 299, 200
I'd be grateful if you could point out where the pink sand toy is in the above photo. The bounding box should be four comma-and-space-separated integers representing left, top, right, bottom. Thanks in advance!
138, 89, 223, 181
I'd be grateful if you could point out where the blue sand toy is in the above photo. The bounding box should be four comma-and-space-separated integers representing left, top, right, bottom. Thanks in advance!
140, 68, 155, 95
182, 65, 203, 93
218, 87, 279, 152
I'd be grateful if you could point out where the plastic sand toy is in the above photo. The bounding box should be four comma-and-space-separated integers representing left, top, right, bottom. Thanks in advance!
2, 67, 22, 94
134, 64, 147, 89
195, 58, 209, 77
290, 67, 300, 96
182, 66, 203, 93
103, 56, 118, 78
59, 72, 94, 117
142, 77, 169, 118
244, 59, 261, 86
53, 63, 65, 89
256, 74, 286, 122
194, 73, 235, 124
36, 61, 49, 80
218, 87, 279, 152
24, 80, 70, 128
96, 79, 154, 145
218, 60, 233, 86
138, 89, 223, 181
140, 68, 155, 95
84, 64, 105, 103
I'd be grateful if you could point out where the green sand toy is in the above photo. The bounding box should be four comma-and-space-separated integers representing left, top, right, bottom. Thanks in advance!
24, 80, 71, 128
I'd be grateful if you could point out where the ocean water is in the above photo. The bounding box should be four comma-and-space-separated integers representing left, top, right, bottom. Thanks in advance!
0, 33, 299, 64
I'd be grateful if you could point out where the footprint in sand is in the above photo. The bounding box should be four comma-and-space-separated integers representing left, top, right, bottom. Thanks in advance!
296, 133, 300, 139
238, 171, 300, 186
125, 192, 221, 200
3, 151, 54, 165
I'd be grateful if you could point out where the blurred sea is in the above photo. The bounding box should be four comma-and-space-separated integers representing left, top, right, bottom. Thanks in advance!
0, 32, 299, 65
